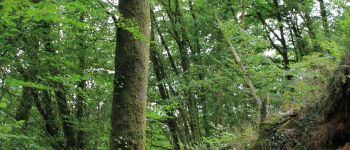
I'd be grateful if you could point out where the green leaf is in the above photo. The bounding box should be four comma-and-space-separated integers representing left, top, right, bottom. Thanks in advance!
0, 102, 7, 109
5, 78, 54, 91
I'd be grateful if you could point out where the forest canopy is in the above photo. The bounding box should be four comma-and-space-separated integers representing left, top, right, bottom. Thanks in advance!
0, 0, 350, 149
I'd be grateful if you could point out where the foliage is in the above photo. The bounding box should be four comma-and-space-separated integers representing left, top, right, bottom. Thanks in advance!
0, 0, 349, 149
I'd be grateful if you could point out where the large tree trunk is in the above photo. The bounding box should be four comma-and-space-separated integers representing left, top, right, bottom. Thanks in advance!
109, 0, 151, 149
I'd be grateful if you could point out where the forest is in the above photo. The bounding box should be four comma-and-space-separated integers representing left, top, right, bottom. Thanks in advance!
0, 0, 350, 149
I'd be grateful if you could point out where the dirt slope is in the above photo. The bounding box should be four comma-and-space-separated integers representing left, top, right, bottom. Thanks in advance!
255, 53, 350, 150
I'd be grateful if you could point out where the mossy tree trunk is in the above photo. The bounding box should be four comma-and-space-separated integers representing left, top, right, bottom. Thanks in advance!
109, 0, 151, 149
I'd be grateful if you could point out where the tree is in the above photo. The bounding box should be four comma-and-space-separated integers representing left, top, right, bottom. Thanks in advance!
318, 0, 330, 37
109, 0, 151, 149
0, 0, 348, 149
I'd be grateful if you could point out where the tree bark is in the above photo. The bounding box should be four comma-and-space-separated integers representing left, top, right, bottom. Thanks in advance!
109, 0, 151, 149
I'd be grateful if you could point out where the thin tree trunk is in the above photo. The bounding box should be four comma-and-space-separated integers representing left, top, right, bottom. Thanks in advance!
40, 19, 77, 148
151, 9, 190, 148
175, 0, 201, 143
42, 91, 62, 149
15, 86, 33, 122
76, 74, 86, 149
216, 16, 265, 125
177, 107, 191, 150
151, 10, 179, 75
161, 0, 201, 144
214, 69, 223, 126
304, 12, 317, 40
76, 14, 87, 149
187, 92, 201, 143
170, 87, 191, 149
273, 0, 289, 69
55, 85, 76, 149
150, 26, 180, 150
318, 0, 330, 37
32, 90, 63, 149
288, 14, 306, 59
255, 1, 289, 69
202, 99, 211, 137
188, 0, 211, 137
109, 0, 151, 149
304, 11, 321, 51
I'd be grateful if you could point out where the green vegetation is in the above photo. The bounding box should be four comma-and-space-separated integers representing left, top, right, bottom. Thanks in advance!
0, 0, 349, 149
